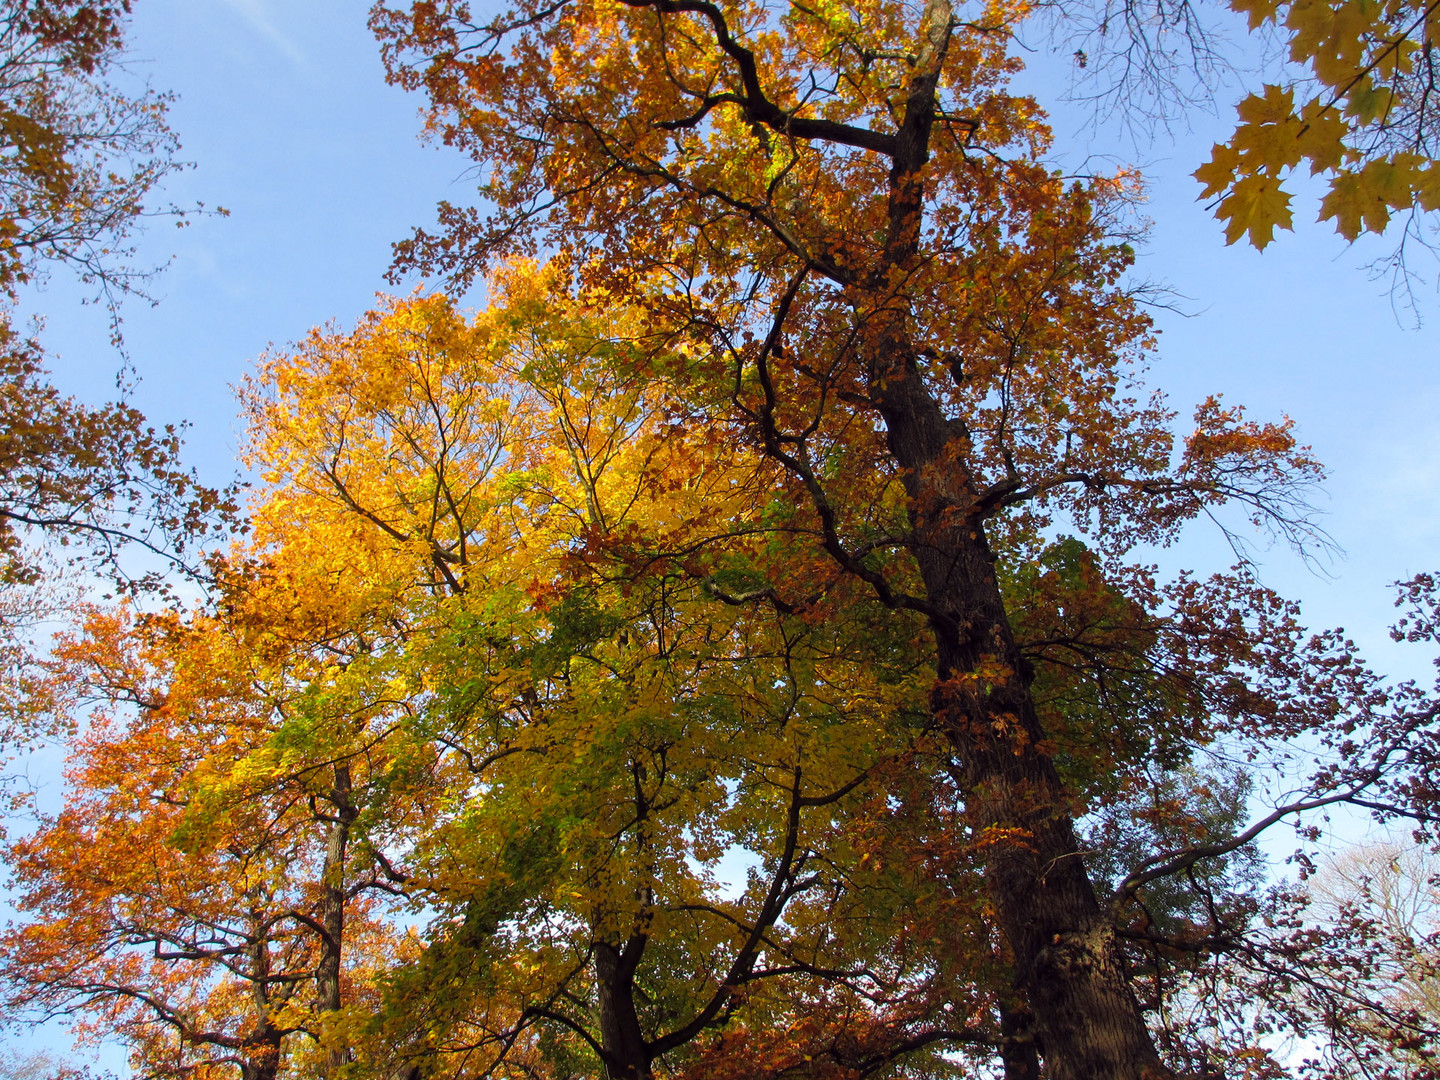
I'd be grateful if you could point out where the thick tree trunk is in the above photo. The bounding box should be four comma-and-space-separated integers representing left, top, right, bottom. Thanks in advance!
316, 763, 356, 1075
935, 509, 1162, 1080
595, 940, 652, 1080
240, 1044, 282, 1080
863, 344, 1168, 1080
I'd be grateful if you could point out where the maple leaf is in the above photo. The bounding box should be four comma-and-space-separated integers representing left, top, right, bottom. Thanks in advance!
1233, 0, 1285, 29
1219, 174, 1296, 247
1319, 167, 1387, 238
1415, 164, 1440, 212
1296, 99, 1350, 174
1235, 83, 1297, 127
1195, 142, 1242, 199
1106, 0, 1440, 251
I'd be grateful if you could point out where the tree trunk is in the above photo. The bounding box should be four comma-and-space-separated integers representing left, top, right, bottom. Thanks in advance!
245, 920, 284, 1080
595, 940, 653, 1080
938, 562, 1161, 1080
848, 3, 1174, 1073
862, 343, 1168, 1080
239, 986, 283, 1080
240, 1049, 281, 1080
316, 763, 356, 1075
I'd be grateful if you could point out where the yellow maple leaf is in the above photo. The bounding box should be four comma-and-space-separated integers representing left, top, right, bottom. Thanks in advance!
1233, 116, 1305, 172
1364, 155, 1421, 209
1415, 165, 1440, 212
1233, 0, 1284, 30
1219, 174, 1295, 248
1343, 77, 1394, 125
1235, 84, 1296, 126
1194, 142, 1242, 199
1296, 99, 1348, 174
1318, 169, 1382, 238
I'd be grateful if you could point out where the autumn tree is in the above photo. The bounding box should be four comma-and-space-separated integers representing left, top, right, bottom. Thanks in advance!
14, 273, 1440, 1078
0, 2, 182, 300
0, 0, 231, 758
0, 593, 408, 1080
0, 5, 233, 1061
368, 2, 1440, 1076
0, 0, 229, 577
13, 280, 976, 1080
236, 285, 1016, 1080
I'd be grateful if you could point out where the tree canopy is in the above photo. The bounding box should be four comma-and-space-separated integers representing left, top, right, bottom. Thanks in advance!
6, 2, 1440, 1080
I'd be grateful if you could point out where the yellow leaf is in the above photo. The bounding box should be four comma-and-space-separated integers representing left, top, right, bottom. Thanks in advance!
1195, 142, 1242, 199
1364, 155, 1420, 209
1318, 169, 1381, 238
1232, 0, 1284, 30
1415, 165, 1440, 212
1296, 99, 1349, 174
1218, 174, 1295, 247
1344, 78, 1393, 125
1235, 84, 1295, 126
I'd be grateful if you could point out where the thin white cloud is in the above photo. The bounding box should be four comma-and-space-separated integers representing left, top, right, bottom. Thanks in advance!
218, 0, 309, 71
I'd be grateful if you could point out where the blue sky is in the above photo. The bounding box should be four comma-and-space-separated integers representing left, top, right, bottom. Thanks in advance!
9, 0, 1440, 1062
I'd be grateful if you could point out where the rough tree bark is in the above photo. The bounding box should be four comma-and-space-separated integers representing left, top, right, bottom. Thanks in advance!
316, 763, 356, 1076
